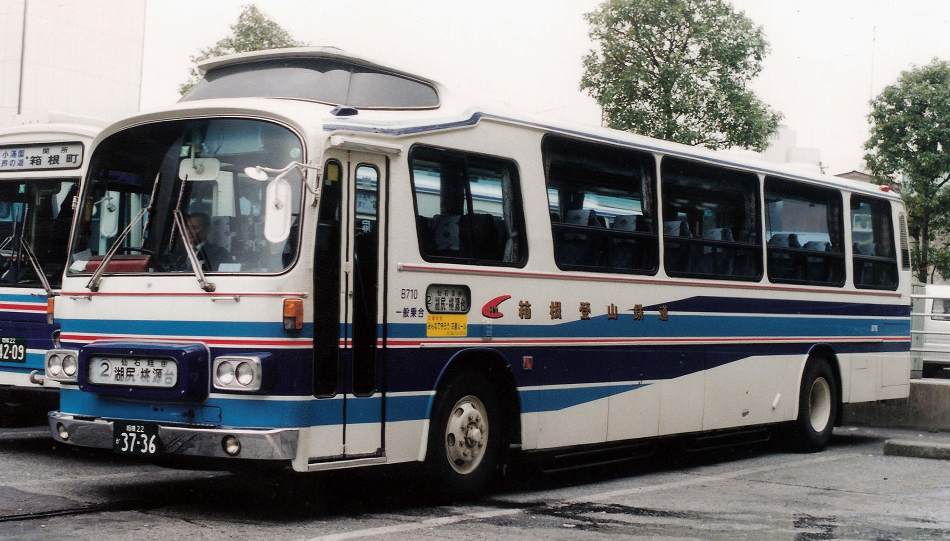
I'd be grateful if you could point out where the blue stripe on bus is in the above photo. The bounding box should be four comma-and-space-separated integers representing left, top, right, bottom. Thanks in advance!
59, 319, 314, 338
520, 384, 643, 413
58, 382, 645, 428
387, 314, 910, 339
0, 293, 47, 304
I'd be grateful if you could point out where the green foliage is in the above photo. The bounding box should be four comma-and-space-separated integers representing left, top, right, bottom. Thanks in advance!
581, 0, 781, 150
178, 4, 305, 96
865, 59, 950, 283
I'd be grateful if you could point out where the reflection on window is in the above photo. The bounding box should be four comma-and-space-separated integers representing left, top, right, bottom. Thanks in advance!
765, 177, 844, 286
70, 118, 303, 275
542, 135, 657, 274
410, 146, 525, 266
661, 158, 761, 281
851, 196, 897, 290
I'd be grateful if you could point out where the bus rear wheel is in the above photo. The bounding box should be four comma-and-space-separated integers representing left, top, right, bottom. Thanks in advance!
425, 371, 504, 499
790, 357, 838, 452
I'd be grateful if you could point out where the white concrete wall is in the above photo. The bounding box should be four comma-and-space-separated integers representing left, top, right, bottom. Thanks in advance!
0, 0, 145, 125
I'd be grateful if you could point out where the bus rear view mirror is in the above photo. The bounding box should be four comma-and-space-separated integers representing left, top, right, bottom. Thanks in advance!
264, 177, 293, 243
178, 157, 221, 181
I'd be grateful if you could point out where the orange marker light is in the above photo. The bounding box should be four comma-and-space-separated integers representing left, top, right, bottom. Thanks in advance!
283, 298, 304, 332
47, 297, 55, 325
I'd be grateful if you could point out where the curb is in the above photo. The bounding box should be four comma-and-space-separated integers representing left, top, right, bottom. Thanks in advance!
883, 439, 950, 460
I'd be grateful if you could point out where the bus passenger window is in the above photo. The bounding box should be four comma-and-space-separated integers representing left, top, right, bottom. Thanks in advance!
541, 135, 658, 274
661, 158, 761, 281
409, 147, 526, 266
765, 178, 845, 286
851, 196, 898, 290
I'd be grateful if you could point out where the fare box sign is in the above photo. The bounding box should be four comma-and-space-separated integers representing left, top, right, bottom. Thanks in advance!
0, 142, 83, 172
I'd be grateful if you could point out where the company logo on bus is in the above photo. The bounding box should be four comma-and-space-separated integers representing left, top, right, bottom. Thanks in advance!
481, 295, 511, 319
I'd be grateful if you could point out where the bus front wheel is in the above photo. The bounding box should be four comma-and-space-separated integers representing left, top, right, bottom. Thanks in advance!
425, 371, 504, 498
790, 357, 838, 452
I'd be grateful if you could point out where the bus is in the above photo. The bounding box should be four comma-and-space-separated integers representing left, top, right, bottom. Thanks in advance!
45, 48, 911, 495
0, 119, 98, 420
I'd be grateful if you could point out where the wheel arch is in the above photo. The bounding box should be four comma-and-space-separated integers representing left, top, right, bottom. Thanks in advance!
426, 347, 522, 453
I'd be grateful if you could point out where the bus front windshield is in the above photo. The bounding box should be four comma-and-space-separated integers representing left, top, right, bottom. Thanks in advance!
0, 179, 76, 288
69, 118, 304, 276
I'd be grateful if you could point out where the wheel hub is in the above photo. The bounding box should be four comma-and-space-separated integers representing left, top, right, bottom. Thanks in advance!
445, 395, 489, 474
808, 376, 832, 433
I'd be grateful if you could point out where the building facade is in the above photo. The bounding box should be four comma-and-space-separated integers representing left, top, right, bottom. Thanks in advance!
0, 0, 146, 125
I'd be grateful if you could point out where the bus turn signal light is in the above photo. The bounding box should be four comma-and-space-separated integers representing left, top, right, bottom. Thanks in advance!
47, 297, 54, 325
283, 298, 304, 331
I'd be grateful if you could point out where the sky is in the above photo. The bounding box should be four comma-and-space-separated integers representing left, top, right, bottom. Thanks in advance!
140, 0, 950, 175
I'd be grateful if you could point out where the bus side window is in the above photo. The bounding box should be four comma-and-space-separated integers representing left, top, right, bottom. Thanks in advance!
851, 196, 898, 290
409, 146, 526, 267
661, 158, 762, 281
541, 135, 658, 275
765, 177, 845, 287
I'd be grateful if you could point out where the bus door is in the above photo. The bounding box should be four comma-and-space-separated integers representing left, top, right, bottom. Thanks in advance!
312, 151, 388, 459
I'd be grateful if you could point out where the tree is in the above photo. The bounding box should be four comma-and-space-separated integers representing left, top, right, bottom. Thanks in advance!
865, 59, 950, 283
581, 0, 781, 150
179, 4, 305, 96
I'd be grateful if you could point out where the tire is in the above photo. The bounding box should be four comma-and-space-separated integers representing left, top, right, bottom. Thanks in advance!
790, 357, 838, 452
425, 370, 505, 499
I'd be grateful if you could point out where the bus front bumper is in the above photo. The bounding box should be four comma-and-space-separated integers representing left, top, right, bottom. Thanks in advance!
48, 412, 299, 461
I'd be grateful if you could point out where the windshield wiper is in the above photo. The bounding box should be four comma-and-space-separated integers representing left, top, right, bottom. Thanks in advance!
172, 209, 215, 292
86, 174, 161, 292
16, 237, 54, 297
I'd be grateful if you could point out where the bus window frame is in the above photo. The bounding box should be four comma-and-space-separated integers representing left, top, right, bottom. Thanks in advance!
764, 176, 846, 288
541, 133, 660, 276
660, 156, 764, 283
407, 143, 528, 269
850, 194, 899, 291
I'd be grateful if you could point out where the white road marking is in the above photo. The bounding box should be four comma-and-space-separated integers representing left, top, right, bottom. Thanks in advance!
306, 452, 856, 541
310, 509, 523, 541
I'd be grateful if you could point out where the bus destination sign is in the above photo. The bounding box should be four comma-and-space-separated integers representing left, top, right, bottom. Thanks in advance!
0, 142, 83, 172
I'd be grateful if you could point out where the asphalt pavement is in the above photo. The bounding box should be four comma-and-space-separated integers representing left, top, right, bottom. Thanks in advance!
0, 423, 949, 540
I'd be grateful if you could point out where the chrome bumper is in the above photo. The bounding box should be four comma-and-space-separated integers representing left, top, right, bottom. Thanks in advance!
48, 412, 299, 461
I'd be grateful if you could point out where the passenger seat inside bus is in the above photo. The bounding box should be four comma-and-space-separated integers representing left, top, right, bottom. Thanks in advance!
557, 209, 601, 266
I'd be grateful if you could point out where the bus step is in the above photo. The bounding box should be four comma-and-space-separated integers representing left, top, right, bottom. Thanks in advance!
682, 427, 772, 453
540, 441, 656, 473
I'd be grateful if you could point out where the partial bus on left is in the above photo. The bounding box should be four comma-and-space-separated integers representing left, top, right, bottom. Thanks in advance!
0, 121, 99, 421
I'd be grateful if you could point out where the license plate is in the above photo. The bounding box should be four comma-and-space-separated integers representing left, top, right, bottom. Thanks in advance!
112, 422, 161, 455
88, 357, 178, 388
0, 337, 26, 362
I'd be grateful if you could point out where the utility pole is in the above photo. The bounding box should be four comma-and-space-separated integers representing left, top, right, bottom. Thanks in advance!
16, 0, 28, 115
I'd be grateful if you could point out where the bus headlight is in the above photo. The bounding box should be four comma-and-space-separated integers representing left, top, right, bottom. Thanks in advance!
62, 354, 78, 377
45, 349, 79, 382
212, 356, 261, 391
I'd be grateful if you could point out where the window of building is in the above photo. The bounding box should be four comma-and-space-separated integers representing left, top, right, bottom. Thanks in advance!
661, 158, 761, 280
410, 146, 526, 266
542, 135, 658, 274
765, 178, 845, 286
851, 196, 898, 290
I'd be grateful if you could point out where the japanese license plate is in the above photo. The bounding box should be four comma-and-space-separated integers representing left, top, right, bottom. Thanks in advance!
88, 357, 178, 388
112, 422, 160, 455
0, 337, 26, 362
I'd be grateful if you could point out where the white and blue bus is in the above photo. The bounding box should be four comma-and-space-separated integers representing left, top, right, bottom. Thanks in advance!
45, 48, 910, 495
0, 120, 98, 418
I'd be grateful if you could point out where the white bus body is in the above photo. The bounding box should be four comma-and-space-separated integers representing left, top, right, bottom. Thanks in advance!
0, 120, 99, 398
45, 48, 910, 493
